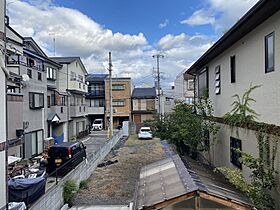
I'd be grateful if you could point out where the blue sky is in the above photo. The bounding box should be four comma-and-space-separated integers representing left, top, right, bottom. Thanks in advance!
53, 0, 213, 43
10, 0, 258, 88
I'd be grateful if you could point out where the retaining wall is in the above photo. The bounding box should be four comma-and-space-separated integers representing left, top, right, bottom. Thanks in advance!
30, 130, 123, 210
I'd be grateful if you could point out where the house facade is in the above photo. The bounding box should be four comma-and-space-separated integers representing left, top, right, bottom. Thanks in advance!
132, 87, 156, 123
86, 74, 107, 127
51, 57, 89, 140
174, 70, 194, 104
186, 0, 280, 202
105, 77, 131, 128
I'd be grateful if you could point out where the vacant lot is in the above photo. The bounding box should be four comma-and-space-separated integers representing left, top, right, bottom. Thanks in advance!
73, 135, 165, 205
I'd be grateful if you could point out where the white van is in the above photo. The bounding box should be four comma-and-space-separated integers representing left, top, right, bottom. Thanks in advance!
92, 119, 103, 131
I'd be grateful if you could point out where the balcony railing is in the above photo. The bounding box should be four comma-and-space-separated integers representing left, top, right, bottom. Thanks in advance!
68, 80, 88, 93
70, 105, 87, 118
87, 106, 105, 115
86, 90, 105, 98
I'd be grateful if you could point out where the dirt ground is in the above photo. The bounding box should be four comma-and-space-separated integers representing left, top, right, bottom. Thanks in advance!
73, 135, 166, 205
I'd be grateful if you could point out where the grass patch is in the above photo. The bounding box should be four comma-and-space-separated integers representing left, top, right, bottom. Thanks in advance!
79, 180, 89, 190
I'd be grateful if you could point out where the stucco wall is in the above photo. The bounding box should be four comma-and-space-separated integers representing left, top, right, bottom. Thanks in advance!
207, 11, 280, 126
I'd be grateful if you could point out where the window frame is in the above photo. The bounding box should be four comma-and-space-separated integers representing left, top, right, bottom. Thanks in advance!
38, 72, 42, 81
29, 92, 44, 109
27, 69, 32, 79
197, 67, 209, 97
215, 65, 221, 95
112, 84, 126, 91
112, 99, 126, 107
230, 137, 242, 169
230, 55, 236, 83
265, 32, 275, 73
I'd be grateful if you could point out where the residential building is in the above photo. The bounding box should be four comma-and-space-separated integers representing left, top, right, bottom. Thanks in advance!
0, 1, 7, 208
173, 70, 194, 104
7, 37, 47, 158
45, 57, 66, 144
185, 0, 280, 202
51, 57, 88, 140
131, 87, 157, 123
6, 25, 24, 158
86, 74, 107, 127
105, 77, 131, 128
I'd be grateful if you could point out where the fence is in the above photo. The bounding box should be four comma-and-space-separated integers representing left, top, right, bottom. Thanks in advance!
30, 130, 123, 210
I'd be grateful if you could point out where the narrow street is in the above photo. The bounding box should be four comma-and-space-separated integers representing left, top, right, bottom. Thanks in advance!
73, 135, 166, 207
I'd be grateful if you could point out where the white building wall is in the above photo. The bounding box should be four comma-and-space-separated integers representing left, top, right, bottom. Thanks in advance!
207, 10, 280, 126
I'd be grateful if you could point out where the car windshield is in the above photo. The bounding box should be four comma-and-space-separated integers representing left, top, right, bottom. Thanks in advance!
141, 129, 151, 132
94, 120, 102, 124
48, 147, 68, 158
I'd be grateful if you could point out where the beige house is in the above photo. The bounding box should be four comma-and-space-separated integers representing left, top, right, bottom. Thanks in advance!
51, 57, 88, 140
105, 77, 131, 128
186, 0, 280, 204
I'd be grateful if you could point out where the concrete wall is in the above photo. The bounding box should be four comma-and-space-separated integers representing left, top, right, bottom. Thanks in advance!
30, 130, 123, 210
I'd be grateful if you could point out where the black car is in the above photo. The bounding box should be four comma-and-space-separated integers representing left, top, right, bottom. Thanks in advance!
46, 141, 87, 176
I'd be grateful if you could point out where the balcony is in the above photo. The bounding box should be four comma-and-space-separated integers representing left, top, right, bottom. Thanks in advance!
68, 80, 88, 94
70, 105, 88, 118
87, 106, 105, 115
86, 90, 105, 99
50, 106, 68, 122
7, 93, 23, 141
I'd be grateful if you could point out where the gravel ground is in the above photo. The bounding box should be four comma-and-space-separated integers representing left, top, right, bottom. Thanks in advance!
73, 135, 165, 206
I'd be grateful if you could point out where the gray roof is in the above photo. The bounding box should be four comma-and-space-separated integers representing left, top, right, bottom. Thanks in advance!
132, 88, 156, 99
50, 57, 80, 64
50, 57, 88, 74
86, 74, 108, 82
134, 155, 254, 210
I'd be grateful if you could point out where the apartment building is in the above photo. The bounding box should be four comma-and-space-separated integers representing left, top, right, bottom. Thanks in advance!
0, 1, 7, 208
86, 74, 107, 127
132, 87, 157, 123
185, 0, 280, 200
105, 77, 131, 128
51, 57, 88, 140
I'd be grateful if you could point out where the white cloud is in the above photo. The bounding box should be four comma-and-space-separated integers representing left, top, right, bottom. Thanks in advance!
159, 19, 169, 29
181, 0, 259, 32
7, 0, 213, 88
180, 9, 215, 26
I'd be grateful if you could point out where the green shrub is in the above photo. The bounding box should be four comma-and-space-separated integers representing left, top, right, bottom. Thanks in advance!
79, 180, 89, 190
63, 180, 77, 207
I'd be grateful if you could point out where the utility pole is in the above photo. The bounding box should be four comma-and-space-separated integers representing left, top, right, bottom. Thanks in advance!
108, 52, 113, 138
152, 54, 164, 118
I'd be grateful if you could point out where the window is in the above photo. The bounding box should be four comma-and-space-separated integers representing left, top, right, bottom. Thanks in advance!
265, 32, 274, 73
185, 97, 193, 105
112, 99, 125, 107
29, 92, 44, 109
38, 72, 42, 81
90, 99, 105, 107
78, 75, 83, 83
71, 71, 76, 80
47, 96, 51, 108
230, 137, 242, 169
61, 107, 63, 113
230, 56, 236, 83
112, 84, 125, 90
27, 69, 32, 78
47, 67, 56, 80
198, 68, 208, 97
215, 65, 221, 95
187, 79, 194, 90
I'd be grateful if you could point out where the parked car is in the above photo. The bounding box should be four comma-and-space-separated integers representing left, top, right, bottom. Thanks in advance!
92, 119, 103, 131
138, 127, 153, 139
46, 142, 87, 176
